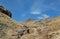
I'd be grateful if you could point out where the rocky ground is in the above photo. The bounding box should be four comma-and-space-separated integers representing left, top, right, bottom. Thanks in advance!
0, 12, 60, 39
0, 11, 60, 39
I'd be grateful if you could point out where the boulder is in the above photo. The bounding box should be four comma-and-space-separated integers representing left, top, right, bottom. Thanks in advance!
0, 5, 12, 17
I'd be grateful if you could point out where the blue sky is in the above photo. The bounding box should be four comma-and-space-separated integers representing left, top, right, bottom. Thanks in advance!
0, 0, 60, 22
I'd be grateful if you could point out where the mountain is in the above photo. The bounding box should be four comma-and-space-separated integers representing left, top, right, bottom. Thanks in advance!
0, 5, 30, 39
22, 18, 36, 27
0, 5, 60, 39
21, 16, 60, 39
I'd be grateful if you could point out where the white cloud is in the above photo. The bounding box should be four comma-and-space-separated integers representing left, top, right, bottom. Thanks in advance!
30, 1, 42, 15
21, 14, 26, 17
31, 11, 41, 14
42, 14, 49, 18
38, 16, 44, 19
38, 14, 49, 20
30, 0, 60, 15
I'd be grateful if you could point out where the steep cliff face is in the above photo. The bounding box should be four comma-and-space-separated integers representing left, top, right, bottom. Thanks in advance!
0, 6, 60, 39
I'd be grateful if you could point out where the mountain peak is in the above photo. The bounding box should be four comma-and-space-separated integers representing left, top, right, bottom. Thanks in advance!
26, 18, 35, 22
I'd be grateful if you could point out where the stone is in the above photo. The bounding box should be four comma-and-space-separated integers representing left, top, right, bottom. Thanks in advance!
0, 5, 12, 17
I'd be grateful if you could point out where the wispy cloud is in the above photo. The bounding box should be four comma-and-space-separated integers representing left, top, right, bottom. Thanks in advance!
29, 0, 60, 20
38, 16, 44, 20
31, 11, 41, 14
21, 14, 26, 17
38, 14, 49, 20
31, 9, 41, 15
30, 0, 60, 14
42, 14, 49, 18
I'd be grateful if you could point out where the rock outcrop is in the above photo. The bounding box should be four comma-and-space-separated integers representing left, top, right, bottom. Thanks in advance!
0, 5, 60, 39
0, 5, 12, 17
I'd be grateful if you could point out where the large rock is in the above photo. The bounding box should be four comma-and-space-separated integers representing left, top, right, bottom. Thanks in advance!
0, 5, 12, 17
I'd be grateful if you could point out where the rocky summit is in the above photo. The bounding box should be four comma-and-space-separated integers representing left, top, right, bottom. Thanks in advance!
0, 6, 60, 39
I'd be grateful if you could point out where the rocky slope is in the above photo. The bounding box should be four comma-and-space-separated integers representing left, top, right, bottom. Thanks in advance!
0, 12, 30, 39
0, 6, 60, 39
21, 16, 60, 39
